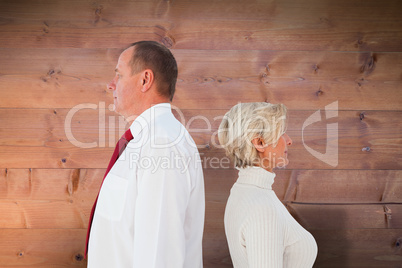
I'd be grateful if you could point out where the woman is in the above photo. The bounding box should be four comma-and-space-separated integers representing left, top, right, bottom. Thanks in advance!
218, 102, 317, 267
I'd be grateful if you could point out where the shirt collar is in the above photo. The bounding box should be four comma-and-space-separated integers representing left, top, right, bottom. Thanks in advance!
129, 103, 172, 138
236, 166, 276, 189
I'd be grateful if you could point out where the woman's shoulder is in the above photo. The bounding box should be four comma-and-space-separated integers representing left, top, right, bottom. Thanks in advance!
228, 186, 282, 215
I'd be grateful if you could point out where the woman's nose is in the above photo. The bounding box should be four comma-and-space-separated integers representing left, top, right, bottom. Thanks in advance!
284, 133, 293, 146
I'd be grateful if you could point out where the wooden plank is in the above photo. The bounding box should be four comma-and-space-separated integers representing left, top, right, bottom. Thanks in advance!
287, 203, 402, 230
0, 229, 86, 267
0, 49, 401, 110
1, 0, 401, 22
0, 170, 400, 265
312, 229, 402, 267
0, 0, 401, 51
0, 109, 400, 169
0, 200, 87, 229
2, 169, 400, 204
203, 232, 232, 268
0, 168, 103, 202
204, 169, 236, 203
1, 168, 400, 229
279, 170, 402, 204
203, 200, 233, 267
205, 169, 402, 204
0, 228, 400, 268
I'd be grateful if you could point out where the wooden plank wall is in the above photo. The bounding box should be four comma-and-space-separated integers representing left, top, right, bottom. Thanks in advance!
0, 0, 401, 267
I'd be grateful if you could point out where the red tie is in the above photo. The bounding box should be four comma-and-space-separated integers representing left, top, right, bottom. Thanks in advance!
85, 129, 134, 258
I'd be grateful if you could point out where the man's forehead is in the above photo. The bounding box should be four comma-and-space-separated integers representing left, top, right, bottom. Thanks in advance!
120, 46, 134, 60
115, 48, 132, 72
115, 47, 134, 71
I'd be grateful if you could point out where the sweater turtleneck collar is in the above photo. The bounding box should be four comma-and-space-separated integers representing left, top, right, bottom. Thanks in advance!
236, 166, 276, 189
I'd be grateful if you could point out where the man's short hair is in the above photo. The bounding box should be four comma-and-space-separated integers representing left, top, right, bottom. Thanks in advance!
218, 102, 287, 168
128, 41, 178, 101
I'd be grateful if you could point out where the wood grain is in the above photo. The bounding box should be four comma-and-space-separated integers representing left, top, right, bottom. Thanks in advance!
0, 0, 401, 51
312, 229, 402, 267
205, 169, 402, 204
0, 109, 400, 169
0, 228, 400, 268
3, 169, 400, 203
1, 168, 400, 230
0, 49, 401, 110
0, 0, 401, 267
287, 203, 402, 229
0, 169, 103, 201
0, 200, 86, 229
0, 229, 86, 267
1, 0, 400, 22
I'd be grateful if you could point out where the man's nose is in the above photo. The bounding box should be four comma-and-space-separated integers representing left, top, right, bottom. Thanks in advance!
107, 80, 116, 91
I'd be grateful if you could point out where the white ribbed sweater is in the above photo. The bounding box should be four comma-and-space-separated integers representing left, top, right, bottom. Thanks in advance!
224, 167, 317, 267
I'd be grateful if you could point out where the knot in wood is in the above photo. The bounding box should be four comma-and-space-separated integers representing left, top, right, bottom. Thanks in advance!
384, 206, 392, 219
95, 6, 103, 16
359, 112, 365, 120
316, 88, 323, 96
395, 238, 402, 249
361, 147, 371, 152
161, 36, 174, 48
360, 53, 377, 75
61, 158, 67, 163
75, 253, 84, 261
355, 39, 364, 48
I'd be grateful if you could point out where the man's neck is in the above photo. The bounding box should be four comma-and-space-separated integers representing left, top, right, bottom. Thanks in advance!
122, 100, 170, 124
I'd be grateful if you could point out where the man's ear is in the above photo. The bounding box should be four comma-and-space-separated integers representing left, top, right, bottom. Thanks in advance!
251, 137, 266, 152
140, 69, 154, 92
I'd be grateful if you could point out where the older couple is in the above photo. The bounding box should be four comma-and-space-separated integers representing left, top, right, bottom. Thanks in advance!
86, 41, 317, 267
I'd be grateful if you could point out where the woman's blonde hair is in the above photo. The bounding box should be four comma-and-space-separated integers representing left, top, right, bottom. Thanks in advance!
218, 102, 287, 168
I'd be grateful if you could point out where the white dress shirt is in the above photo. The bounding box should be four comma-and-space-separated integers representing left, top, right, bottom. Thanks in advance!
88, 103, 205, 268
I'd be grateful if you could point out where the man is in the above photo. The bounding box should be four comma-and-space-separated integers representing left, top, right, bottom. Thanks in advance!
86, 41, 205, 267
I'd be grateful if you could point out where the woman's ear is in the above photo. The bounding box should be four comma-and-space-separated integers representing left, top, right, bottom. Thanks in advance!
140, 69, 154, 92
251, 137, 266, 153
